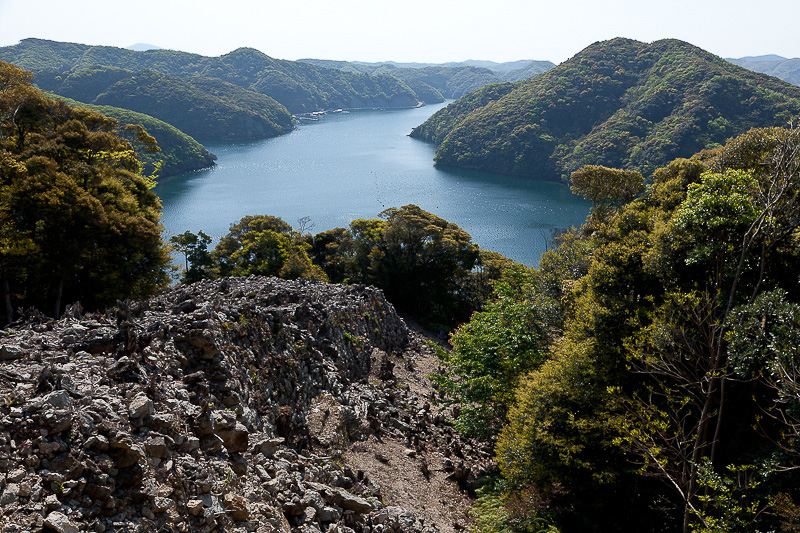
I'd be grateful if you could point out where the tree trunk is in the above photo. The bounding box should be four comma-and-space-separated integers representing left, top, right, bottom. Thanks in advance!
2, 278, 12, 325
54, 279, 63, 319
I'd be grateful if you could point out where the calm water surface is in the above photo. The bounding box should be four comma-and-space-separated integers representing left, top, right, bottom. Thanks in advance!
155, 102, 589, 266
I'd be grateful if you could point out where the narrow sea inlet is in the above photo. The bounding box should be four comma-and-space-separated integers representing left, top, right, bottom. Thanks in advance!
155, 102, 590, 266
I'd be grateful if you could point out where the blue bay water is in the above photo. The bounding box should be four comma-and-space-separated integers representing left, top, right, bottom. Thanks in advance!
155, 102, 590, 267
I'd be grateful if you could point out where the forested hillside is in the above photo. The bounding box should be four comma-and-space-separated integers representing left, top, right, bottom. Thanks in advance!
412, 38, 800, 180
500, 59, 556, 81
0, 38, 422, 114
91, 71, 294, 142
296, 62, 507, 104
389, 66, 503, 101
40, 65, 294, 142
48, 94, 217, 176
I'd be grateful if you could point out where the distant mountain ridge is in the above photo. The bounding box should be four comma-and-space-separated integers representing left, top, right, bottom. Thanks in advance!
0, 38, 421, 114
411, 38, 800, 180
727, 55, 800, 86
298, 57, 555, 103
126, 43, 162, 51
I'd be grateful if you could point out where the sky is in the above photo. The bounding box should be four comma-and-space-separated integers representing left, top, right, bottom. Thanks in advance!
1, 0, 799, 64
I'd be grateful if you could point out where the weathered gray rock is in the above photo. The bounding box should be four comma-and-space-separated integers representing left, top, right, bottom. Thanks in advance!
128, 394, 154, 419
44, 493, 61, 510
42, 390, 73, 410
0, 277, 461, 533
7, 467, 26, 483
223, 492, 249, 521
151, 496, 175, 513
0, 483, 19, 505
0, 344, 24, 361
337, 488, 374, 514
110, 435, 145, 468
254, 436, 285, 458
44, 511, 80, 533
187, 498, 204, 516
317, 505, 342, 523
200, 494, 225, 517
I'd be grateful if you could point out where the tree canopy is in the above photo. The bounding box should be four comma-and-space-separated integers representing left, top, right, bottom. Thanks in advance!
174, 205, 500, 328
0, 61, 171, 323
436, 126, 800, 533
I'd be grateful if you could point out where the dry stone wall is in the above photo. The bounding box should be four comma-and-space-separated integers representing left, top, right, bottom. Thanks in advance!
0, 277, 458, 533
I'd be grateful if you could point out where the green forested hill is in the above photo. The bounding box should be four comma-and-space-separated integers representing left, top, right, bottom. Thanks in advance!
91, 71, 293, 142
0, 38, 421, 114
501, 59, 557, 82
50, 95, 217, 177
409, 82, 519, 141
40, 65, 294, 143
411, 38, 800, 180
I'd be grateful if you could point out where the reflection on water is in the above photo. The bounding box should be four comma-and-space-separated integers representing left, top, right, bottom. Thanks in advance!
155, 102, 589, 266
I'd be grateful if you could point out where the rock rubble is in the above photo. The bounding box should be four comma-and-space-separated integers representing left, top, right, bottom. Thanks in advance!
0, 277, 487, 532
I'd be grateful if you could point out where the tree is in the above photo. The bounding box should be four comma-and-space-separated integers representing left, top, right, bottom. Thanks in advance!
211, 214, 326, 281
570, 164, 644, 223
308, 205, 482, 326
433, 265, 561, 438
371, 205, 480, 325
170, 230, 213, 284
486, 127, 800, 532
0, 61, 171, 321
609, 127, 800, 532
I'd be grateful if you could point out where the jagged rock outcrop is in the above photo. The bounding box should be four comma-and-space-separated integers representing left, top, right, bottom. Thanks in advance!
0, 277, 486, 532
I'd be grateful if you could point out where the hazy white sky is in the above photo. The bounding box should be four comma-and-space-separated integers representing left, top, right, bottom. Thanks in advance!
1, 0, 798, 64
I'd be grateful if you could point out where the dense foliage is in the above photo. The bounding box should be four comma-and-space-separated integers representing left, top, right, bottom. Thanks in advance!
34, 66, 294, 143
0, 39, 421, 115
49, 95, 216, 177
0, 61, 171, 323
388, 66, 503, 101
411, 38, 800, 181
175, 205, 510, 327
436, 126, 800, 532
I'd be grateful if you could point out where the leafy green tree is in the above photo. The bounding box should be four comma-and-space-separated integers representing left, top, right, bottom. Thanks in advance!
211, 214, 326, 281
307, 226, 356, 282
605, 128, 800, 532
485, 126, 800, 532
308, 205, 483, 326
0, 61, 171, 321
370, 205, 480, 325
569, 164, 644, 223
433, 265, 561, 438
170, 230, 213, 284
